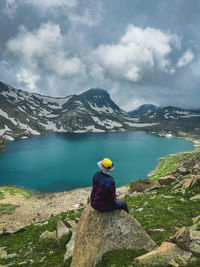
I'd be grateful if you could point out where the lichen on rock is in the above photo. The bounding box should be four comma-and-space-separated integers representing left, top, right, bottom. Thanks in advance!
71, 204, 157, 267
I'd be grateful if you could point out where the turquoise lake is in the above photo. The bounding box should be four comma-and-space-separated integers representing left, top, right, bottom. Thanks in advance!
0, 131, 194, 192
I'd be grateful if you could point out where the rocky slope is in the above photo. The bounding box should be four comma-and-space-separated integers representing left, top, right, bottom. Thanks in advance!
0, 150, 199, 266
130, 105, 200, 138
128, 104, 159, 116
0, 81, 158, 141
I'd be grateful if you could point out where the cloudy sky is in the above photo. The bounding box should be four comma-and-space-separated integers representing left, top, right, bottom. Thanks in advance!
0, 0, 200, 111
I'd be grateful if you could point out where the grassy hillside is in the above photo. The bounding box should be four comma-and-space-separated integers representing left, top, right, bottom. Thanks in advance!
0, 150, 199, 266
150, 150, 200, 181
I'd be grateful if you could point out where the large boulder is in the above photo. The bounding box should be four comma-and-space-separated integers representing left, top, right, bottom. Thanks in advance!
170, 227, 190, 250
158, 175, 176, 185
135, 242, 193, 266
130, 178, 153, 193
170, 227, 200, 256
70, 205, 157, 267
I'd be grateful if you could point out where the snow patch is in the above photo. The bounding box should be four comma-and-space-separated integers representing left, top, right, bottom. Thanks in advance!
124, 122, 159, 127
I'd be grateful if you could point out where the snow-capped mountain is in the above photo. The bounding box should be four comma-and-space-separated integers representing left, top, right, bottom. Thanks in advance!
137, 106, 200, 138
140, 106, 200, 121
128, 104, 159, 116
0, 81, 159, 141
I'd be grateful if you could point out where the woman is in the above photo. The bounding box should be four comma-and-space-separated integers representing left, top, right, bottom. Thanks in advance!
90, 158, 129, 213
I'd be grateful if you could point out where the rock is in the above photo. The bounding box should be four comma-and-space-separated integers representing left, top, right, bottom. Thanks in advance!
158, 175, 176, 185
63, 219, 77, 231
192, 163, 200, 175
130, 178, 153, 193
56, 221, 70, 240
176, 167, 188, 176
192, 215, 200, 224
0, 247, 7, 259
39, 230, 57, 241
170, 227, 190, 250
189, 230, 200, 256
71, 205, 157, 267
172, 180, 185, 191
4, 253, 17, 260
63, 232, 76, 262
136, 208, 144, 212
135, 242, 193, 266
148, 180, 162, 190
190, 194, 200, 201
182, 176, 196, 189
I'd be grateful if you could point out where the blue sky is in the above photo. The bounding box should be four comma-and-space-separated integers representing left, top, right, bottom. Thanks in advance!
0, 0, 200, 110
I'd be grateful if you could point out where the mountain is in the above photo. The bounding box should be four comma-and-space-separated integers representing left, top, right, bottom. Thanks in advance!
0, 81, 159, 141
138, 106, 200, 137
128, 104, 159, 116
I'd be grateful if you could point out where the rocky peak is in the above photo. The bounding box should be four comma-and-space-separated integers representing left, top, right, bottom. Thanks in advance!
80, 87, 123, 114
129, 104, 159, 116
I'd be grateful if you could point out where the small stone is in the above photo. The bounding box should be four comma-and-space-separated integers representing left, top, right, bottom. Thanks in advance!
190, 194, 200, 201
63, 219, 77, 230
4, 253, 17, 260
56, 221, 70, 240
64, 232, 76, 262
136, 208, 144, 212
0, 247, 7, 259
39, 230, 56, 240
40, 221, 48, 226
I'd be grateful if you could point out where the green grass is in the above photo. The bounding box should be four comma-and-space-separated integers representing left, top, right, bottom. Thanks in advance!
0, 209, 83, 267
0, 183, 199, 266
0, 204, 19, 217
150, 150, 200, 182
97, 249, 148, 267
0, 191, 4, 200
125, 184, 200, 245
97, 183, 200, 266
97, 249, 200, 267
0, 186, 32, 199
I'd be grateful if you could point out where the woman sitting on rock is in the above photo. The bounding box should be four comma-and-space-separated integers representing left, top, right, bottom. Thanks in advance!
90, 158, 129, 213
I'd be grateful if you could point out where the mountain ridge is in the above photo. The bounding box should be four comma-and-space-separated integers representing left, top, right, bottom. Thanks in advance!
0, 81, 159, 141
0, 81, 200, 143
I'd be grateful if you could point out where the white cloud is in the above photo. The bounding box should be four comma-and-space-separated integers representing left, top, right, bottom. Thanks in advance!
16, 68, 39, 91
177, 49, 194, 67
6, 23, 85, 76
67, 2, 104, 27
3, 0, 103, 27
92, 24, 181, 82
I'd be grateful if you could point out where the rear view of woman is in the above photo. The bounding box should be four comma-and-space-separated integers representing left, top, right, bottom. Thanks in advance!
90, 158, 129, 213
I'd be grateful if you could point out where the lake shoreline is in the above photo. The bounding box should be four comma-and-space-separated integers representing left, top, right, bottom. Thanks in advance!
0, 130, 198, 195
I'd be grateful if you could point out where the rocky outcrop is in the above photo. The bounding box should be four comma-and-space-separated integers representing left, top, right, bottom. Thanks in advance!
135, 241, 193, 266
70, 205, 157, 267
158, 175, 176, 185
39, 230, 57, 241
56, 221, 70, 240
170, 227, 200, 256
130, 178, 153, 193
